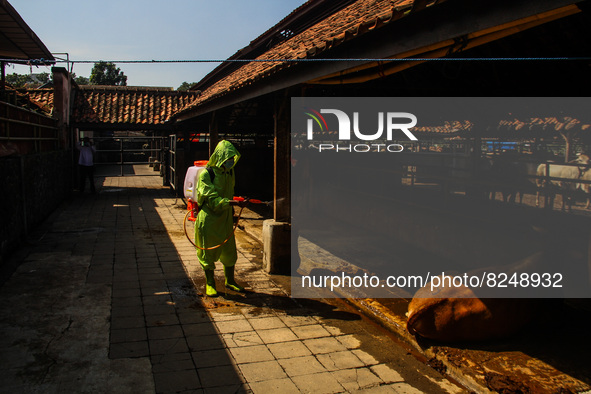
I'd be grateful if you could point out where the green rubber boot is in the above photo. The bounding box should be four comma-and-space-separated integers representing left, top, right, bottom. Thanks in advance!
224, 265, 245, 292
204, 269, 218, 297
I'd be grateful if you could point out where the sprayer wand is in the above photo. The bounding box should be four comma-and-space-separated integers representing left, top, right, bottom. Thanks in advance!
231, 196, 272, 206
184, 197, 271, 249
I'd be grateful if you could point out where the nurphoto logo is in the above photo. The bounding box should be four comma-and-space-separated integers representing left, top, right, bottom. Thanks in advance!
304, 107, 418, 153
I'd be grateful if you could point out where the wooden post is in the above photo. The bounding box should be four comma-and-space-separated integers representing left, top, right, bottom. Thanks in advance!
263, 93, 292, 274
545, 162, 550, 209
51, 67, 71, 150
209, 111, 218, 156
588, 231, 591, 289
274, 94, 290, 222
1, 61, 5, 102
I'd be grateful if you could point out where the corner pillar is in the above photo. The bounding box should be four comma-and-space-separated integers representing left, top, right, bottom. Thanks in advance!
263, 94, 291, 274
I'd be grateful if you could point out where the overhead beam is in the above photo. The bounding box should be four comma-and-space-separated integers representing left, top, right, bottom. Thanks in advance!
273, 92, 290, 222
307, 4, 580, 84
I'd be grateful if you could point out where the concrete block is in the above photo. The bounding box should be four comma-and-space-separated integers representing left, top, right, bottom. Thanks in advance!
249, 378, 300, 394
292, 372, 344, 393
153, 370, 201, 392
199, 365, 245, 388
352, 349, 379, 366
186, 334, 226, 352
267, 341, 312, 359
331, 367, 383, 391
147, 325, 184, 340
262, 219, 291, 274
182, 322, 218, 337
151, 352, 196, 373
278, 314, 318, 327
257, 327, 298, 344
145, 314, 180, 327
222, 332, 264, 348
292, 324, 331, 340
192, 349, 235, 368
388, 383, 426, 393
247, 316, 286, 331
317, 351, 365, 371
109, 341, 150, 359
214, 318, 253, 334
303, 337, 348, 355
336, 334, 361, 350
148, 338, 189, 355
110, 327, 147, 343
370, 364, 404, 384
278, 355, 326, 377
230, 344, 274, 364
239, 360, 287, 382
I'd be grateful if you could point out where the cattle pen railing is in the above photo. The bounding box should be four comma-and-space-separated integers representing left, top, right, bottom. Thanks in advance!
84, 135, 167, 177
394, 152, 591, 211
0, 101, 60, 154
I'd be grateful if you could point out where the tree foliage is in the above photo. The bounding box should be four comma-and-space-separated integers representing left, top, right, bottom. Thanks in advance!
73, 74, 90, 85
5, 72, 51, 88
5, 73, 29, 87
89, 61, 127, 86
177, 81, 197, 91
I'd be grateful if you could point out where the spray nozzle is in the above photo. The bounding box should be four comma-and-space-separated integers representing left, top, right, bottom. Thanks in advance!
233, 197, 272, 206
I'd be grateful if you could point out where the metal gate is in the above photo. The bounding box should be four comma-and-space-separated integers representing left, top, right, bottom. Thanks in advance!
78, 132, 166, 177
168, 134, 178, 191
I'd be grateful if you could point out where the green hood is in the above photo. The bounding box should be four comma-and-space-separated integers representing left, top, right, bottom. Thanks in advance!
207, 140, 240, 169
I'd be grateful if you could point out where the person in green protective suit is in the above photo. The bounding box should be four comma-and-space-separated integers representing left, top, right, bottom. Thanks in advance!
195, 140, 246, 296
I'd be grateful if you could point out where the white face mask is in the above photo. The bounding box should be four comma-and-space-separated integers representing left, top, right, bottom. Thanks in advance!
223, 158, 234, 170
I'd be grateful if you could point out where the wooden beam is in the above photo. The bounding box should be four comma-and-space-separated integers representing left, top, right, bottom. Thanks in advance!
208, 110, 218, 156
273, 92, 290, 222
1, 61, 5, 96
307, 5, 580, 84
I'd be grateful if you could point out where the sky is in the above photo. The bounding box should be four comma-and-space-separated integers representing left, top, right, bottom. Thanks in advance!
8, 0, 308, 89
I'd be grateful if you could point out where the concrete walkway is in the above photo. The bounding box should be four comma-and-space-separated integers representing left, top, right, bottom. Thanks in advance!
0, 170, 460, 393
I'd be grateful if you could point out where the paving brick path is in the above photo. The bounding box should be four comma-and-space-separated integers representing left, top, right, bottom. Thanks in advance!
0, 170, 458, 393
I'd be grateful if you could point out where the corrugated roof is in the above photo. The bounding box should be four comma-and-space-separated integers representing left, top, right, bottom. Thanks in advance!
173, 0, 441, 119
0, 0, 54, 63
71, 86, 201, 125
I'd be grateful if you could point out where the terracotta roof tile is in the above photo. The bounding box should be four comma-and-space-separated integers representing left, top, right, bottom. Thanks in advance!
173, 0, 444, 118
11, 88, 54, 115
71, 86, 200, 125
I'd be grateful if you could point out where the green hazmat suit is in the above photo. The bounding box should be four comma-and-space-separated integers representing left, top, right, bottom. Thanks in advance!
195, 140, 241, 270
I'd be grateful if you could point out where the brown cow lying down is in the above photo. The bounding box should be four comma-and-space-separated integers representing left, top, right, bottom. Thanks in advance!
406, 252, 554, 342
406, 287, 537, 342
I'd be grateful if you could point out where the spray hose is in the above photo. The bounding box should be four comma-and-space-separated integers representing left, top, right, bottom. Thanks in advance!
183, 197, 270, 250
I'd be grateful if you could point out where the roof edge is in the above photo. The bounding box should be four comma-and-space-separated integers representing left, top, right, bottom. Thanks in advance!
0, 0, 55, 63
191, 0, 357, 92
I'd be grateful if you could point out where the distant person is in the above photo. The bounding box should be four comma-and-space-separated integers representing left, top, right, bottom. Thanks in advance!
76, 137, 96, 193
195, 140, 246, 296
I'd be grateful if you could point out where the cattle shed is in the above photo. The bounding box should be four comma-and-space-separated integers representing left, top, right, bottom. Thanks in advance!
170, 0, 591, 273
